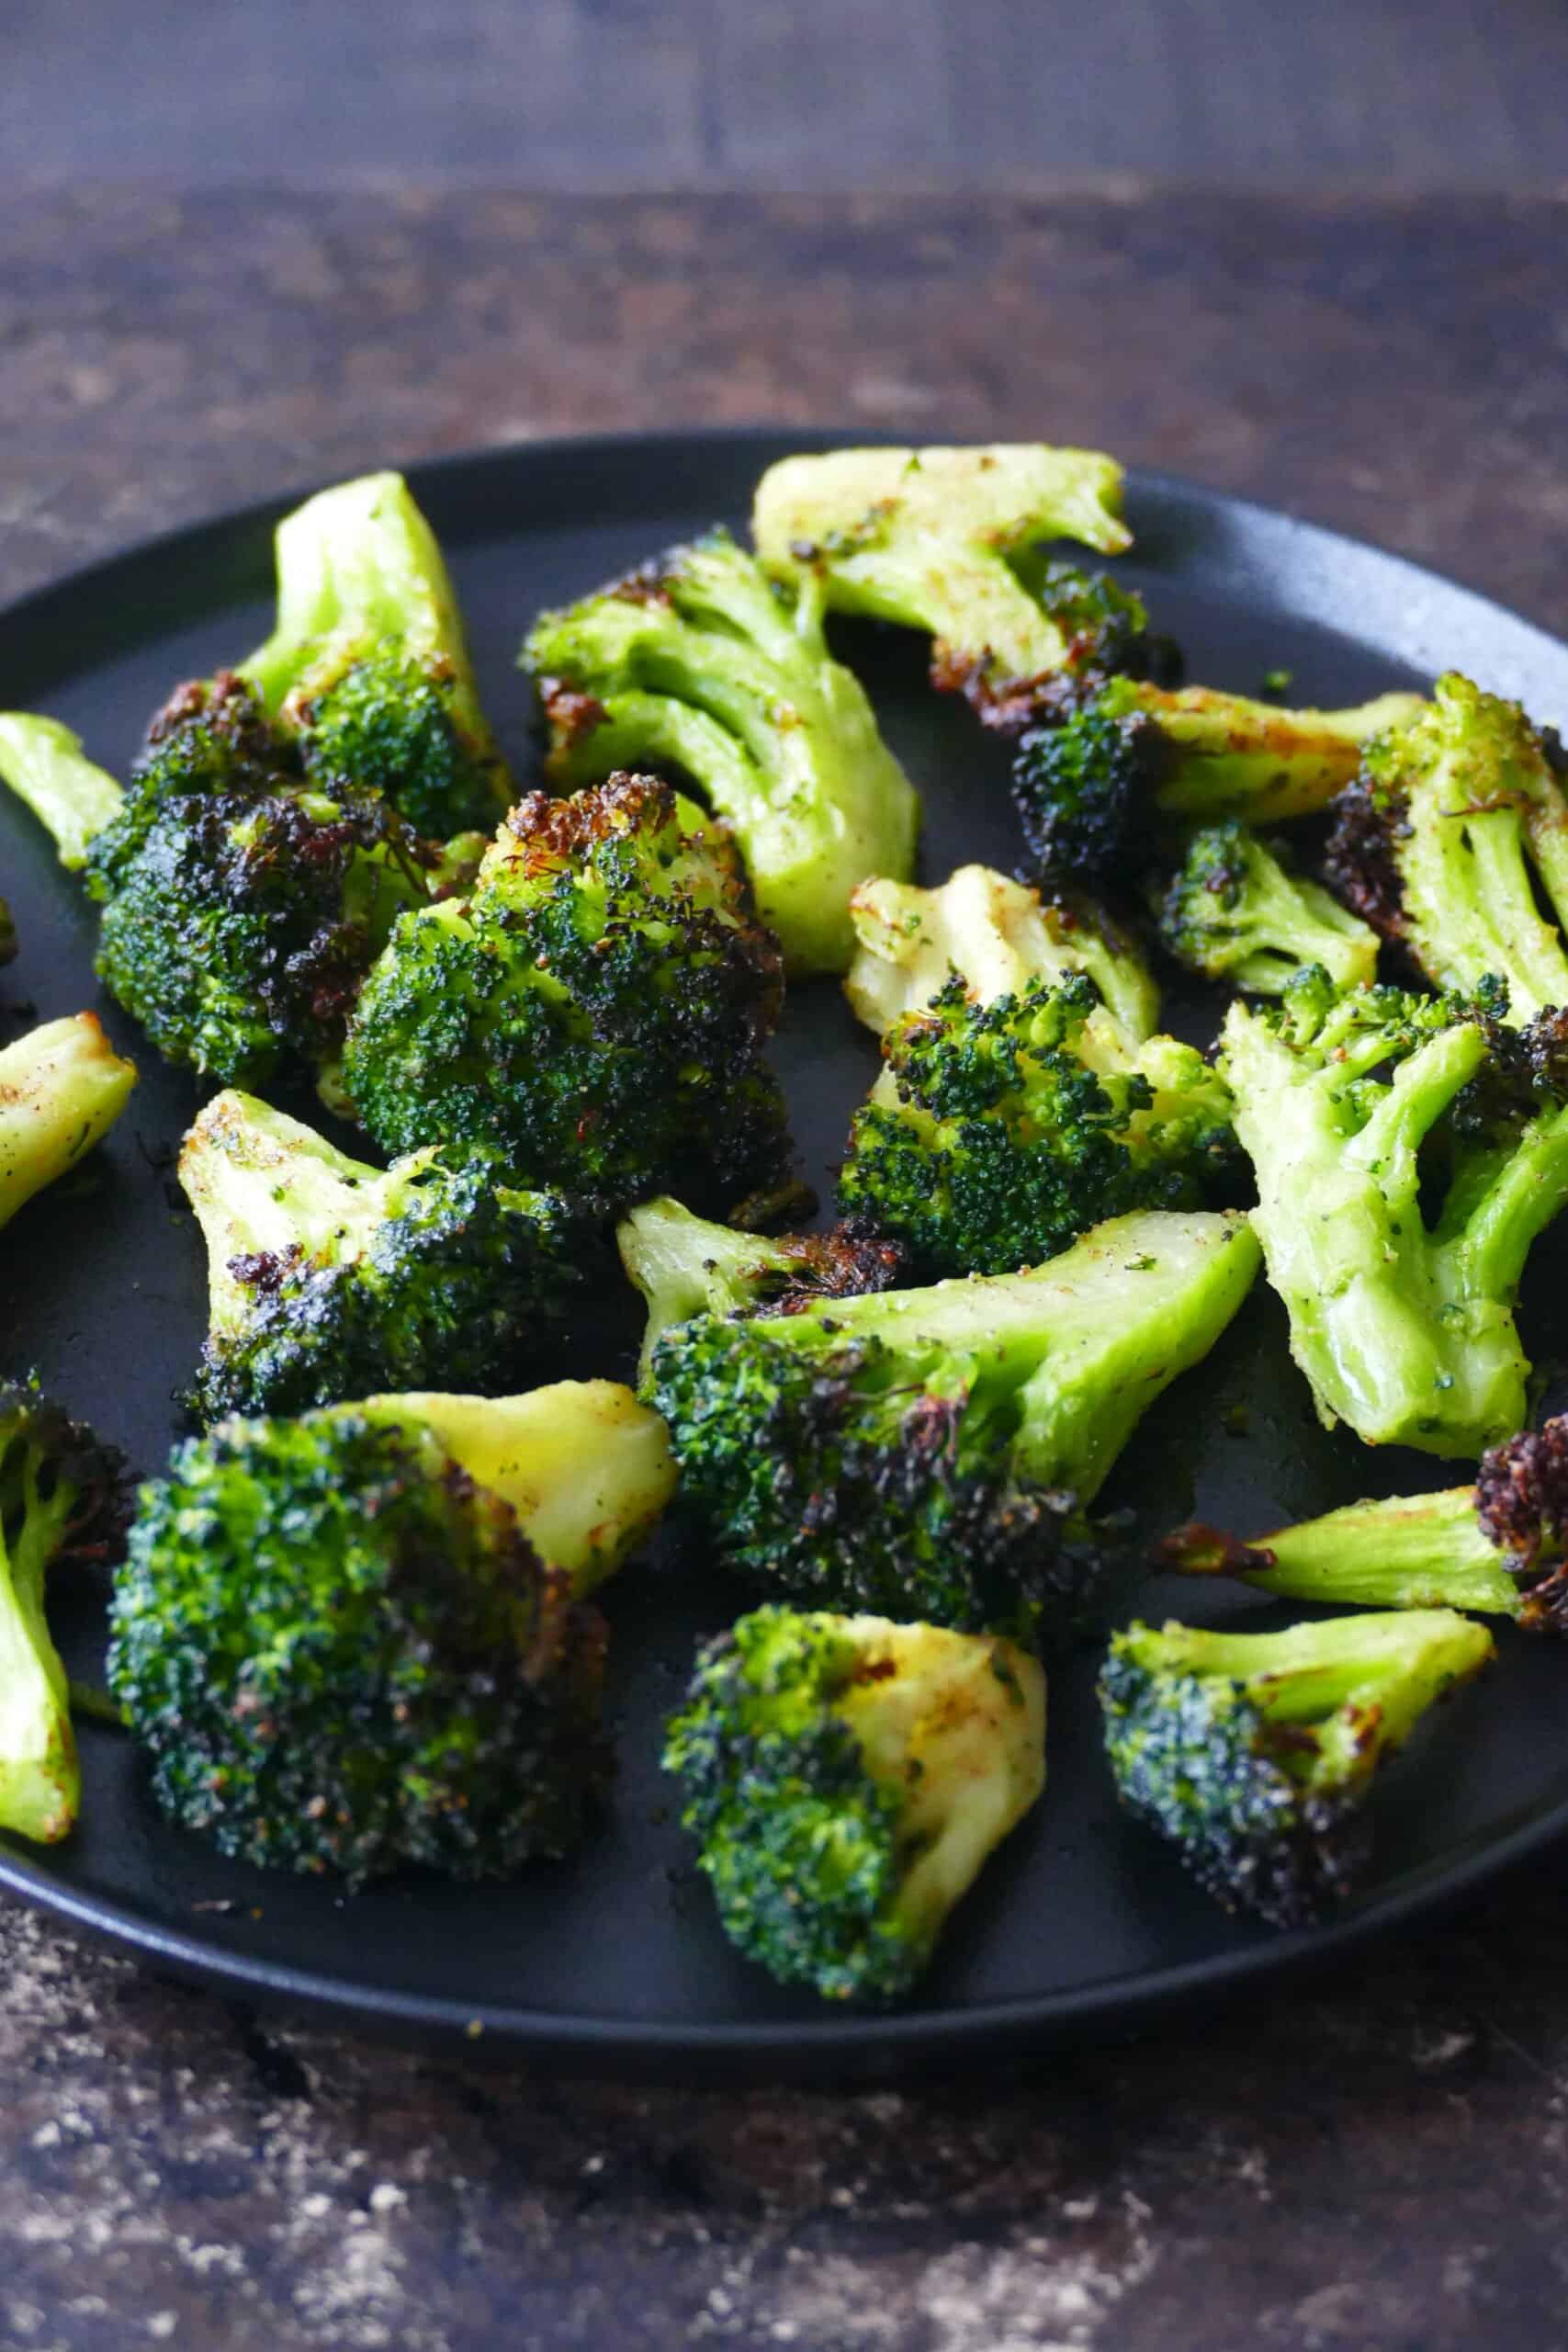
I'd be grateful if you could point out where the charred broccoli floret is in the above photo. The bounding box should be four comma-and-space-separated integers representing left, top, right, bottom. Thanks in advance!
180, 1090, 594, 1422
0, 1384, 129, 1845
343, 773, 793, 1215
239, 470, 511, 839
839, 970, 1235, 1280
1162, 1413, 1568, 1633
1221, 968, 1568, 1454
664, 1606, 1045, 2002
0, 1014, 137, 1229
1325, 673, 1568, 1021
107, 1403, 618, 1883
525, 530, 919, 976
1100, 1611, 1493, 1926
1157, 819, 1379, 994
1013, 677, 1423, 881
649, 1209, 1260, 1628
616, 1194, 907, 1379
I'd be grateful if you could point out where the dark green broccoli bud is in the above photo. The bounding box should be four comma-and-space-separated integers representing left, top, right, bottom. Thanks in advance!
1325, 673, 1568, 1023
240, 471, 512, 840
0, 1014, 137, 1230
1156, 819, 1379, 994
0, 715, 125, 871
649, 1209, 1260, 1628
1014, 678, 1423, 882
838, 971, 1236, 1281
664, 1606, 1045, 2002
179, 1090, 596, 1422
1100, 1611, 1493, 1927
526, 528, 919, 978
1162, 1412, 1568, 1633
616, 1193, 908, 1379
343, 772, 794, 1216
1221, 967, 1568, 1455
107, 1407, 612, 1884
0, 1382, 130, 1844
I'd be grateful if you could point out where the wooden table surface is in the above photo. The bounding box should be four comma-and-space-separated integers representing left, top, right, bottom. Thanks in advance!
5, 187, 1568, 2352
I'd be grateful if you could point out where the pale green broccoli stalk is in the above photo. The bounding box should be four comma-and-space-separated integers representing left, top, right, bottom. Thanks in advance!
0, 716, 125, 871
1157, 820, 1380, 994
0, 1015, 137, 1227
525, 530, 919, 977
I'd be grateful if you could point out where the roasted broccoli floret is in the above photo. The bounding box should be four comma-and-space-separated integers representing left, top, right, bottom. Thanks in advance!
1162, 1413, 1568, 1632
752, 443, 1134, 726
616, 1193, 907, 1378
179, 1090, 595, 1421
1013, 677, 1424, 881
0, 1383, 129, 1844
344, 772, 793, 1215
1100, 1611, 1493, 1926
1221, 968, 1568, 1455
0, 1014, 137, 1229
649, 1208, 1260, 1627
1325, 673, 1568, 1022
664, 1606, 1045, 2001
1156, 819, 1379, 994
525, 530, 919, 977
107, 1401, 621, 1883
839, 970, 1235, 1280
239, 470, 511, 839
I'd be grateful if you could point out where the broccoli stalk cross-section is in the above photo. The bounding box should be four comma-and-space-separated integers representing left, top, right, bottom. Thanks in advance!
1100, 1611, 1494, 1926
0, 1015, 137, 1228
1156, 819, 1380, 994
664, 1605, 1045, 2002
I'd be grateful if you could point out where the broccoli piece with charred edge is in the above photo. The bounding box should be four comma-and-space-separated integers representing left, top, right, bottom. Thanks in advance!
664, 1606, 1045, 2002
1100, 1611, 1493, 1926
0, 1015, 137, 1228
1221, 967, 1568, 1455
525, 530, 919, 977
1013, 678, 1424, 881
649, 1209, 1260, 1629
1161, 1413, 1568, 1633
0, 1384, 129, 1845
1157, 819, 1379, 994
344, 773, 794, 1216
1325, 673, 1568, 1022
179, 1090, 595, 1422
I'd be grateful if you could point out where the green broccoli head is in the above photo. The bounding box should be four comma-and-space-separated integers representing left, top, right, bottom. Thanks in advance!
838, 970, 1237, 1281
107, 1407, 611, 1884
0, 1013, 137, 1232
649, 1210, 1260, 1628
179, 1090, 596, 1423
343, 772, 794, 1215
525, 528, 919, 977
663, 1605, 1045, 2002
295, 646, 504, 840
1156, 819, 1379, 994
1100, 1611, 1494, 1927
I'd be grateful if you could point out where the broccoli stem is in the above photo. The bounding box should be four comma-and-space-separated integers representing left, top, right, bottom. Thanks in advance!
1147, 687, 1425, 823
0, 1017, 138, 1230
0, 716, 125, 870
0, 1460, 79, 1841
1168, 1487, 1522, 1617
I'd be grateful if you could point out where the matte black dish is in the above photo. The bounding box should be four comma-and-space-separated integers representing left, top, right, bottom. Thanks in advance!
2, 429, 1567, 2081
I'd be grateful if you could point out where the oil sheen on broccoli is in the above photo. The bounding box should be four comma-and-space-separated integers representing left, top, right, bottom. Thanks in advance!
1100, 1611, 1493, 1926
1157, 819, 1380, 994
664, 1605, 1045, 2001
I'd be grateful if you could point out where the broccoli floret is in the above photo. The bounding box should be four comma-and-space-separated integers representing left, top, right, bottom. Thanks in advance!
526, 530, 920, 978
838, 970, 1236, 1281
1013, 678, 1424, 881
1162, 1412, 1568, 1633
649, 1208, 1260, 1628
843, 864, 1158, 1051
1325, 673, 1568, 1022
179, 1090, 595, 1422
343, 772, 794, 1215
1100, 1611, 1494, 1926
616, 1193, 908, 1379
1157, 819, 1379, 994
0, 1383, 129, 1844
751, 444, 1134, 725
239, 471, 511, 839
664, 1605, 1045, 2002
0, 1014, 137, 1229
1221, 967, 1568, 1455
107, 1404, 615, 1883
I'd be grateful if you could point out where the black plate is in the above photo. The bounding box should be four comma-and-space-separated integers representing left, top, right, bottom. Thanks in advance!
3, 429, 1568, 2083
